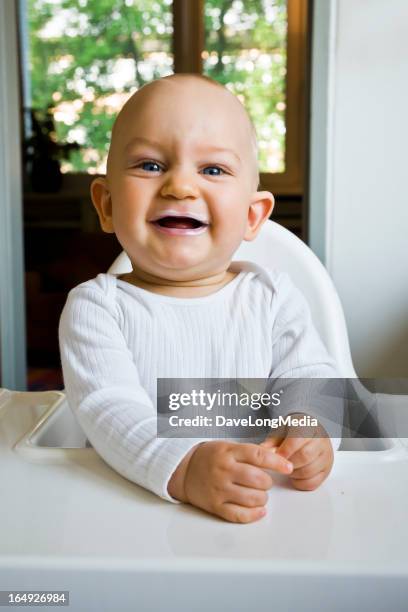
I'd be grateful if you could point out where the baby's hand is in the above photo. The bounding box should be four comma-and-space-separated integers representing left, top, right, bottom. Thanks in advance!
182, 441, 294, 523
259, 412, 334, 491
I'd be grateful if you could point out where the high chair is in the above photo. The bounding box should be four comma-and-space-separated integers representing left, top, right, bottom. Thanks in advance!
2, 226, 405, 612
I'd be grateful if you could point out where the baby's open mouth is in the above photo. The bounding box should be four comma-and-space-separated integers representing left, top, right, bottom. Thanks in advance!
152, 216, 208, 229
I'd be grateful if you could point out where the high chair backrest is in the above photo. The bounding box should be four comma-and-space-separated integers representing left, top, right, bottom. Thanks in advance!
108, 219, 356, 377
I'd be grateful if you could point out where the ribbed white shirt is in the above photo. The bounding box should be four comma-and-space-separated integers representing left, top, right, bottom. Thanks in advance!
58, 260, 343, 503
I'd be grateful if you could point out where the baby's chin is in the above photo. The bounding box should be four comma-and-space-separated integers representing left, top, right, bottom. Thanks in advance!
136, 261, 232, 286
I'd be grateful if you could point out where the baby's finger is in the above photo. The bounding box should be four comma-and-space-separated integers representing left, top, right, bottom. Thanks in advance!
220, 502, 267, 524
285, 438, 323, 470
231, 463, 274, 491
290, 470, 328, 492
273, 435, 309, 461
259, 435, 285, 449
289, 450, 326, 479
234, 443, 293, 475
224, 484, 268, 508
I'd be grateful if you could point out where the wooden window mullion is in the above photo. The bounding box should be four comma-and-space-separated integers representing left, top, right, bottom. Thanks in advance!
173, 0, 204, 74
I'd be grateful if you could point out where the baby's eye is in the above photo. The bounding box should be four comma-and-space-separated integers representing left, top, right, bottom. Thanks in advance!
136, 160, 162, 172
202, 166, 226, 176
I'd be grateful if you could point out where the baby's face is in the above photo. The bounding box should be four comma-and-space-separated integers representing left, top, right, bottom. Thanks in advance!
92, 76, 274, 281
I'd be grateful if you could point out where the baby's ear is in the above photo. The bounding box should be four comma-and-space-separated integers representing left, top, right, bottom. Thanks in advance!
243, 191, 275, 241
90, 177, 115, 233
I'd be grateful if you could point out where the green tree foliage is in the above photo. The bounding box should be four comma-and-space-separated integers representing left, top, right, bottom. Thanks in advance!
27, 0, 286, 173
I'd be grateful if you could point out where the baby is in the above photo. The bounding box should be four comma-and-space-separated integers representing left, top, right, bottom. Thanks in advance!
59, 74, 342, 524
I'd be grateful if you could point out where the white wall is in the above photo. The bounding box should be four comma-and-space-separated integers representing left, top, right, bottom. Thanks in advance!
311, 0, 408, 377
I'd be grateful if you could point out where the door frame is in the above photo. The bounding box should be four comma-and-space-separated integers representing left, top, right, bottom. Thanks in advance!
307, 0, 337, 265
0, 0, 27, 390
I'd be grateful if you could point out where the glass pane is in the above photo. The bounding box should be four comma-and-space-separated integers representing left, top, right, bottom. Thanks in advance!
203, 0, 287, 173
24, 0, 174, 174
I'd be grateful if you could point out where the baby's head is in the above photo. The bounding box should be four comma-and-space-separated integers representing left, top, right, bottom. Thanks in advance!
91, 74, 274, 284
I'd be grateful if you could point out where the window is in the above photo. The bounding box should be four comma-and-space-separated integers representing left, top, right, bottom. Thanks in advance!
20, 0, 308, 195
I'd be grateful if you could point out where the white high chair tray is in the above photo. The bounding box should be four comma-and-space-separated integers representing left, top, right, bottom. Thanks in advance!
1, 389, 407, 612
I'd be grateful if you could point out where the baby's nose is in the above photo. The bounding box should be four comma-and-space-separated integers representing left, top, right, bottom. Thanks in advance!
160, 171, 200, 200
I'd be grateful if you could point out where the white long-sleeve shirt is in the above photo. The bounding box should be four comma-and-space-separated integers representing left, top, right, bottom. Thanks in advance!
58, 260, 343, 504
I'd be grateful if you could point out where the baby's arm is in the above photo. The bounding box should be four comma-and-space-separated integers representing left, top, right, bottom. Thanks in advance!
58, 285, 207, 504
266, 272, 345, 480
59, 285, 292, 521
